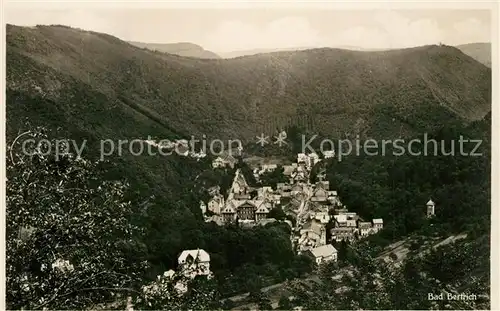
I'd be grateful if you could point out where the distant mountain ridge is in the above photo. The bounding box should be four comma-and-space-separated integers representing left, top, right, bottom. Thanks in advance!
456, 42, 491, 67
128, 41, 220, 59
7, 25, 491, 143
6, 24, 492, 203
222, 43, 492, 64
220, 47, 317, 58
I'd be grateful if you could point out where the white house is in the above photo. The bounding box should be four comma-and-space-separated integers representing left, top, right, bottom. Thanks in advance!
212, 156, 227, 168
158, 140, 175, 149
297, 153, 308, 164
212, 154, 237, 169
272, 194, 282, 205
314, 212, 330, 224
306, 244, 338, 264
346, 219, 357, 228
372, 218, 383, 231
328, 190, 339, 205
358, 222, 373, 237
257, 186, 274, 198
208, 195, 224, 214
178, 249, 211, 278
334, 214, 347, 227
262, 164, 278, 172
322, 150, 335, 159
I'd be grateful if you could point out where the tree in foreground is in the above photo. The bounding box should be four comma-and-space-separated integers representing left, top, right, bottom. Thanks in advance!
6, 128, 147, 309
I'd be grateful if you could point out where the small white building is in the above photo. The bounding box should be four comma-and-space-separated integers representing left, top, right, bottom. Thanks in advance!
212, 156, 226, 168
212, 154, 237, 169
314, 212, 330, 224
358, 222, 373, 237
262, 164, 278, 172
372, 218, 383, 231
208, 195, 224, 214
257, 186, 274, 198
322, 150, 336, 159
272, 194, 282, 205
306, 244, 338, 264
346, 219, 357, 228
297, 153, 308, 164
426, 199, 435, 218
334, 214, 347, 227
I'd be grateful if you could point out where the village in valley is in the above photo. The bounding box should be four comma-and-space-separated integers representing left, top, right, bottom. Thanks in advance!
198, 149, 389, 266
143, 133, 439, 302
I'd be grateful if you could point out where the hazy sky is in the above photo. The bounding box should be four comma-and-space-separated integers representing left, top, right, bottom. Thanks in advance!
5, 6, 493, 53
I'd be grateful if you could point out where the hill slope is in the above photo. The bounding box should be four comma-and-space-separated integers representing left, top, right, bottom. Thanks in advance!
456, 42, 491, 67
6, 25, 491, 307
7, 25, 491, 146
128, 41, 221, 59
221, 46, 386, 58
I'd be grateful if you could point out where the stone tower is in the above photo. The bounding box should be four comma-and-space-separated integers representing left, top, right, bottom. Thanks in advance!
426, 199, 435, 218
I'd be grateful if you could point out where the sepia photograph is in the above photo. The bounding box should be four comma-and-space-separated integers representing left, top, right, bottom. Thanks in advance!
3, 1, 496, 310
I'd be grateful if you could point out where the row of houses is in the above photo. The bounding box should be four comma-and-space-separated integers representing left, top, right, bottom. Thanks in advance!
293, 180, 339, 257
330, 210, 384, 242
250, 151, 335, 184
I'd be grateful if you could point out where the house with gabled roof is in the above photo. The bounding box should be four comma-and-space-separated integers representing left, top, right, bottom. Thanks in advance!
305, 244, 338, 264
333, 214, 348, 227
358, 222, 373, 237
207, 195, 224, 214
256, 204, 271, 221
221, 199, 271, 223
212, 153, 238, 169
297, 153, 308, 164
330, 227, 356, 242
311, 187, 329, 202
372, 218, 383, 232
300, 219, 326, 246
314, 212, 330, 224
316, 180, 330, 190
283, 165, 296, 177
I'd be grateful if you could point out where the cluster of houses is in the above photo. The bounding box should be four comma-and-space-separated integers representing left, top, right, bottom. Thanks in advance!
330, 209, 384, 242
212, 153, 238, 169
200, 152, 386, 266
200, 168, 277, 226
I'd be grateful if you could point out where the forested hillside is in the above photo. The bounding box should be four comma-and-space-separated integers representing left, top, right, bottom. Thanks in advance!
6, 23, 491, 310
7, 24, 491, 144
128, 41, 221, 59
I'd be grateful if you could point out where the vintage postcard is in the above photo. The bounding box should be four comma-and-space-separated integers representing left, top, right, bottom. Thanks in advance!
2, 1, 497, 310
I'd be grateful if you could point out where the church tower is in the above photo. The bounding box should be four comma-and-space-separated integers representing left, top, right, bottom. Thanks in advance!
426, 199, 435, 218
